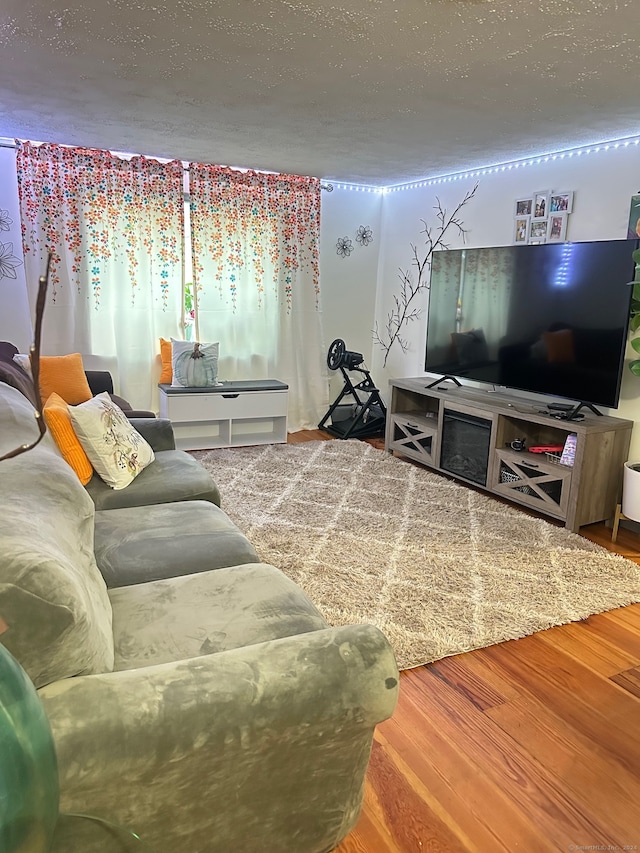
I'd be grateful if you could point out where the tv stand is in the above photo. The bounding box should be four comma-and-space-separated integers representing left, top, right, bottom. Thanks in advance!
385, 378, 632, 532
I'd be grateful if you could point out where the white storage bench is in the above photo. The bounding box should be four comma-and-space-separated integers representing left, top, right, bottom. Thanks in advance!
158, 380, 289, 450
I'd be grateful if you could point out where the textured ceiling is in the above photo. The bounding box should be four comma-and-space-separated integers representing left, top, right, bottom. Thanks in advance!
1, 1, 638, 186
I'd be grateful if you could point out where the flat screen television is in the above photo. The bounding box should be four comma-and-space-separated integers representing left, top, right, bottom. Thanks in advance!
424, 239, 638, 409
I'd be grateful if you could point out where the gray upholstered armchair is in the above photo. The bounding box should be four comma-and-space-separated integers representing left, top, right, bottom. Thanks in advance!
84, 369, 156, 418
0, 341, 156, 418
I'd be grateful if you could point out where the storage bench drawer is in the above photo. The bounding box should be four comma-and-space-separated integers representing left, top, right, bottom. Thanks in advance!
161, 390, 287, 422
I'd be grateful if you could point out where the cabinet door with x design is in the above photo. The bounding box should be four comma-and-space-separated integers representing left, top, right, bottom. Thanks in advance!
388, 412, 438, 465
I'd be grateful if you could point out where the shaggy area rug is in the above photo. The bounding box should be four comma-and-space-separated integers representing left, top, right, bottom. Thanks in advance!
195, 440, 640, 670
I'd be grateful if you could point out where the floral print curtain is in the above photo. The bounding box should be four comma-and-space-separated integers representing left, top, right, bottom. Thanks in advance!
189, 165, 327, 430
16, 142, 184, 409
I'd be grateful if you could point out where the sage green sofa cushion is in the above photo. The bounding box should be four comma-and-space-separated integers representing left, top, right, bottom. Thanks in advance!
109, 563, 327, 669
0, 383, 114, 689
85, 449, 221, 510
94, 501, 260, 588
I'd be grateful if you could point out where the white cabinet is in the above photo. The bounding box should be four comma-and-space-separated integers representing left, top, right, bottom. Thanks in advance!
158, 380, 288, 450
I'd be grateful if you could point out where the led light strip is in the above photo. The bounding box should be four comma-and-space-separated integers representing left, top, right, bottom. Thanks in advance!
328, 134, 640, 194
331, 183, 385, 193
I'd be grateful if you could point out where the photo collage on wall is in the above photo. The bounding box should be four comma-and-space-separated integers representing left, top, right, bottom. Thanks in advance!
513, 191, 574, 245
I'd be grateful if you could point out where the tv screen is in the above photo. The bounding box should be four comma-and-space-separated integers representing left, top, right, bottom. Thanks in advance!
425, 239, 637, 409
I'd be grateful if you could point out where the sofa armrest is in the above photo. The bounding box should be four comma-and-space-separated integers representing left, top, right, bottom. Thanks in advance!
112, 395, 156, 418
121, 406, 156, 418
128, 417, 175, 451
39, 623, 398, 852
108, 392, 133, 412
85, 372, 155, 419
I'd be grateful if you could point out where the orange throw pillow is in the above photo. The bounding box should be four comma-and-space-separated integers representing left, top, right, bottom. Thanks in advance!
43, 392, 94, 485
39, 353, 93, 406
159, 338, 173, 384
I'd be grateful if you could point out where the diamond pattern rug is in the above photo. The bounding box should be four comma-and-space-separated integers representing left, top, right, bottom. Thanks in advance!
195, 440, 640, 670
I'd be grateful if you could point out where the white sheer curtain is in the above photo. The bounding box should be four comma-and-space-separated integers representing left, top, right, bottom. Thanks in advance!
189, 164, 328, 430
16, 142, 184, 410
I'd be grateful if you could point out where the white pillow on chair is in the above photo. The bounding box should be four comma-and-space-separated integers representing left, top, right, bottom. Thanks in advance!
12, 353, 32, 377
170, 339, 220, 387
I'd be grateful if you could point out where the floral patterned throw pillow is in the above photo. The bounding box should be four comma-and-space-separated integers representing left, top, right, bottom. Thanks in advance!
69, 392, 155, 489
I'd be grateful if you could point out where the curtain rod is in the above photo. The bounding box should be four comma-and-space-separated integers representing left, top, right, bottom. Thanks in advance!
180, 165, 333, 191
2, 139, 334, 189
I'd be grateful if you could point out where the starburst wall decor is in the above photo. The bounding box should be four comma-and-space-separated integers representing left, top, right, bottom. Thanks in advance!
0, 206, 23, 281
336, 236, 353, 257
0, 242, 22, 280
356, 225, 373, 246
336, 226, 374, 259
0, 209, 13, 232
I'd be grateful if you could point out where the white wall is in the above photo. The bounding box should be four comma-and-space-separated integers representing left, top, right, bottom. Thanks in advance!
0, 146, 32, 349
319, 187, 383, 399
372, 144, 640, 457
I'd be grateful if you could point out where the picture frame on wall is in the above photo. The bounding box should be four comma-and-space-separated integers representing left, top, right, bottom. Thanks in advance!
529, 219, 548, 244
549, 191, 573, 214
513, 216, 530, 244
547, 213, 568, 243
532, 191, 549, 220
514, 197, 533, 217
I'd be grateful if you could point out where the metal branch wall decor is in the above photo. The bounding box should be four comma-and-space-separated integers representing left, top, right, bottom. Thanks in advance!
373, 183, 478, 367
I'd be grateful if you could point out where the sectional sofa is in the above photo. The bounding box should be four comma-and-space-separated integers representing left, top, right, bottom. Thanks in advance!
0, 360, 399, 853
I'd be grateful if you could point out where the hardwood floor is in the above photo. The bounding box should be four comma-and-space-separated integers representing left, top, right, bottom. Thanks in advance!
288, 429, 640, 853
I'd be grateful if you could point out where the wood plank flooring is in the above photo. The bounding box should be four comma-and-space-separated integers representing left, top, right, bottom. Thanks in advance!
287, 429, 640, 852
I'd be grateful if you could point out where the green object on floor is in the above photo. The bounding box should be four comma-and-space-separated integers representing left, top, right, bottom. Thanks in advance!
0, 642, 59, 853
0, 643, 151, 852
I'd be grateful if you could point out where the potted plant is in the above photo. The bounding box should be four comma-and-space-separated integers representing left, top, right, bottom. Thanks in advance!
184, 282, 195, 341
621, 248, 640, 522
628, 248, 640, 375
